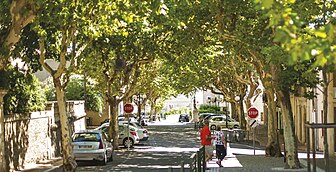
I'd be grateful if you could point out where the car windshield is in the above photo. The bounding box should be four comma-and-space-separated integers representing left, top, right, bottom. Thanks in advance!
73, 133, 101, 142
120, 121, 143, 128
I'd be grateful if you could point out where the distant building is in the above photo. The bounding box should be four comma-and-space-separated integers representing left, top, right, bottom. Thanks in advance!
162, 94, 192, 113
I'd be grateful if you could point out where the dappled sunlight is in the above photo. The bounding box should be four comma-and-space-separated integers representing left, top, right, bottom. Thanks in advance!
116, 164, 188, 169
135, 146, 199, 153
230, 147, 265, 156
230, 145, 324, 159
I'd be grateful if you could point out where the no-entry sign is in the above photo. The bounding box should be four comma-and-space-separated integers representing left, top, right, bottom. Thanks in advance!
124, 103, 134, 113
248, 107, 258, 119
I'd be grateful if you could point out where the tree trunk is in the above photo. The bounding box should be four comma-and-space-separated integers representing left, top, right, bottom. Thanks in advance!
230, 102, 238, 120
265, 89, 282, 157
0, 89, 8, 172
239, 95, 246, 129
322, 67, 330, 166
149, 100, 155, 122
54, 78, 77, 172
108, 96, 119, 149
278, 90, 301, 169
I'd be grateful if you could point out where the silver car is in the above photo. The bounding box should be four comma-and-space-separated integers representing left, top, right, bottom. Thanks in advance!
95, 123, 140, 148
118, 121, 149, 141
72, 130, 113, 165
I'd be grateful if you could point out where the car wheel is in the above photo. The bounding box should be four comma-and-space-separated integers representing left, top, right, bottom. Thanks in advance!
210, 125, 216, 130
108, 151, 113, 162
100, 152, 107, 165
123, 138, 134, 148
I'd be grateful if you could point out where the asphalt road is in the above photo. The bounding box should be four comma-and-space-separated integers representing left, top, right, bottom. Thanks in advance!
46, 123, 201, 172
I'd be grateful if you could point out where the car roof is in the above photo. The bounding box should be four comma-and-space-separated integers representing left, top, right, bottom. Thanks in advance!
209, 115, 225, 119
74, 129, 101, 134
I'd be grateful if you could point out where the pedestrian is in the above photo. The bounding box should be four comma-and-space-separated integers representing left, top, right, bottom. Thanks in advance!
200, 119, 213, 162
214, 125, 227, 167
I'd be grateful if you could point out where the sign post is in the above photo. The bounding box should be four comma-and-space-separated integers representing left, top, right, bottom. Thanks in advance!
248, 107, 259, 155
124, 103, 134, 150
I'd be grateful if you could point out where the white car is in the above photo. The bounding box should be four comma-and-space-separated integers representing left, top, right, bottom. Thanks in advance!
72, 130, 113, 165
209, 116, 240, 130
95, 123, 140, 148
119, 121, 149, 141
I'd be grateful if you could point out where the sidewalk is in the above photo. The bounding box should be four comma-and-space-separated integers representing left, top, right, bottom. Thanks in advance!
205, 143, 334, 172
18, 157, 62, 172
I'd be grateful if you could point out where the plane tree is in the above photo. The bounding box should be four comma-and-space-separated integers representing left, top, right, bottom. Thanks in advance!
0, 0, 39, 70
206, 0, 319, 168
0, 1, 39, 170
130, 59, 175, 121
79, 0, 181, 149
256, 0, 336, 168
10, 0, 117, 170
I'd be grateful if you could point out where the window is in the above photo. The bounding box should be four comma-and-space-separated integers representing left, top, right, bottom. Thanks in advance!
73, 133, 101, 142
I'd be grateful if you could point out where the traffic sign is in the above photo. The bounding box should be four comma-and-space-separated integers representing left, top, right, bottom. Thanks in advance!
124, 103, 134, 113
249, 119, 259, 128
248, 107, 258, 118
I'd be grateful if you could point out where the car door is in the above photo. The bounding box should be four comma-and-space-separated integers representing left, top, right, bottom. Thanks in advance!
218, 117, 228, 127
102, 133, 113, 157
118, 125, 125, 144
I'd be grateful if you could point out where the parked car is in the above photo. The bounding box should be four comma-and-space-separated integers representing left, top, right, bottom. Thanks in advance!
72, 130, 113, 165
205, 114, 231, 121
95, 123, 140, 148
208, 115, 240, 130
178, 114, 190, 122
198, 113, 217, 128
119, 121, 149, 141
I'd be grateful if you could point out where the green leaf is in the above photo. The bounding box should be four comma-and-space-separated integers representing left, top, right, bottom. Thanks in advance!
314, 31, 327, 38
262, 0, 274, 9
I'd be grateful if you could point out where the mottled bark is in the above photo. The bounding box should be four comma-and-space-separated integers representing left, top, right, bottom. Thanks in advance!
229, 102, 237, 120
54, 79, 77, 172
239, 96, 246, 129
149, 100, 155, 122
278, 90, 301, 169
39, 30, 77, 171
108, 96, 120, 150
265, 89, 282, 157
322, 67, 330, 166
0, 90, 8, 172
0, 0, 36, 69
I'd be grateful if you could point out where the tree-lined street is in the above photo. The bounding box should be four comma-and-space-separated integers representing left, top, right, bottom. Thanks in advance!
1, 0, 336, 171
24, 121, 332, 172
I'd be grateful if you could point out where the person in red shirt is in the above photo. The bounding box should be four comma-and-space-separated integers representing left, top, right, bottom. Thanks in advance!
200, 119, 213, 162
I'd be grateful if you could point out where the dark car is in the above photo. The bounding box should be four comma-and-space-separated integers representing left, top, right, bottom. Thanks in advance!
179, 114, 190, 122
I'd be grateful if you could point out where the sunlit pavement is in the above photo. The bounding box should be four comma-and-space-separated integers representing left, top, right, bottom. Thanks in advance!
37, 121, 328, 172
205, 143, 325, 172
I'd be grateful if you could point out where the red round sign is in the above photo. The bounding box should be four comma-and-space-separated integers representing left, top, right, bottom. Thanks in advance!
124, 103, 134, 113
248, 107, 258, 118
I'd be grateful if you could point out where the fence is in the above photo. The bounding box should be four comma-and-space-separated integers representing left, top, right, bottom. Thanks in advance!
305, 122, 336, 172
168, 146, 205, 172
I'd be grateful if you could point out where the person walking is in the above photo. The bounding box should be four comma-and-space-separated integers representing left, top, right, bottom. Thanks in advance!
200, 119, 213, 162
214, 125, 227, 167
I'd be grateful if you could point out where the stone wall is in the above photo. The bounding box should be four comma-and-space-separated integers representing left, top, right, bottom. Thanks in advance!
4, 101, 86, 171
4, 111, 52, 171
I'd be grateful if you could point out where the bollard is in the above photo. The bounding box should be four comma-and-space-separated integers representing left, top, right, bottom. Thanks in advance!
197, 150, 202, 172
168, 167, 173, 172
180, 161, 184, 172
